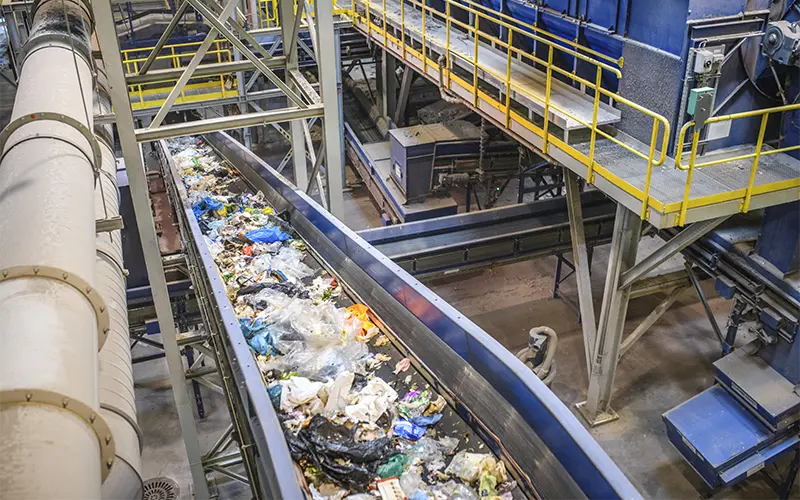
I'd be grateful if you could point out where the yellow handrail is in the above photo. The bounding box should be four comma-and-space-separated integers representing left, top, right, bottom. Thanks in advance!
675, 102, 800, 225
121, 40, 237, 108
352, 0, 672, 220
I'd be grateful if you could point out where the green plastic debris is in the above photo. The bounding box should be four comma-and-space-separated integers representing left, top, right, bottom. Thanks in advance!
377, 454, 408, 478
479, 473, 497, 498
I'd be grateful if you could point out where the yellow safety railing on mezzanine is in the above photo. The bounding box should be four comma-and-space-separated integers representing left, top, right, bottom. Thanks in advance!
121, 40, 238, 109
350, 0, 672, 220
675, 103, 800, 226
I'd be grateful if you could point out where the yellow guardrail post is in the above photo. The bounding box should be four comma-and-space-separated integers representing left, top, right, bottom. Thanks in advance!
504, 29, 513, 127
422, 1, 427, 73
587, 65, 602, 183
679, 128, 701, 226
472, 16, 479, 106
445, 0, 450, 86
742, 113, 769, 213
401, 0, 406, 58
366, 0, 371, 38
382, 0, 387, 45
541, 44, 553, 153
641, 117, 659, 219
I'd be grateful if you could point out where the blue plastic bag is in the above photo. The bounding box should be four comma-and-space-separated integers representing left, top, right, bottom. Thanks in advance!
192, 197, 223, 218
239, 317, 268, 339
393, 419, 426, 441
268, 385, 282, 409
247, 332, 278, 355
409, 414, 442, 428
244, 226, 290, 244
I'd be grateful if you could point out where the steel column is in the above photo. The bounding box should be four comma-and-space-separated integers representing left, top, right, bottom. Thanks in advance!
394, 66, 413, 126
577, 204, 641, 426
92, 1, 211, 497
280, 0, 308, 189
316, 0, 345, 218
564, 169, 596, 378
381, 48, 397, 121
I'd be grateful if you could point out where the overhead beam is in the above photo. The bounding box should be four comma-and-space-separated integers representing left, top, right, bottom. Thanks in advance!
126, 58, 286, 84
135, 104, 324, 141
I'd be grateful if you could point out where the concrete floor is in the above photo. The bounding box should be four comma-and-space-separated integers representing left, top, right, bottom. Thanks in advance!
133, 159, 798, 499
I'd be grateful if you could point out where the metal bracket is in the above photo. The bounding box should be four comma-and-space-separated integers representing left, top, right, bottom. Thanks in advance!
0, 265, 111, 348
0, 388, 115, 481
0, 112, 103, 180
96, 215, 124, 233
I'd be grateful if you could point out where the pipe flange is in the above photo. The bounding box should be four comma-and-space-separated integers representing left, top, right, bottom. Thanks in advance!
0, 265, 110, 349
0, 112, 102, 182
1, 388, 115, 481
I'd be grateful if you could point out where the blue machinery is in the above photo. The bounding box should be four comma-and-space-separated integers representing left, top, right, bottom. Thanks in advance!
156, 132, 641, 498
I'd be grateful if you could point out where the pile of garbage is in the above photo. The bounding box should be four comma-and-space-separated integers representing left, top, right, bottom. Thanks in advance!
170, 137, 516, 499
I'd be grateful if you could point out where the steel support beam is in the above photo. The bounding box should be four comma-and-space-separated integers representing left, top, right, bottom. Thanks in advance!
564, 169, 596, 378
135, 104, 324, 141
618, 284, 689, 358
618, 216, 730, 290
137, 0, 190, 75
685, 263, 725, 347
280, 0, 308, 190
577, 204, 642, 426
394, 66, 413, 126
380, 48, 397, 121
150, 0, 240, 128
316, 0, 345, 218
126, 58, 286, 85
92, 0, 211, 497
188, 0, 307, 107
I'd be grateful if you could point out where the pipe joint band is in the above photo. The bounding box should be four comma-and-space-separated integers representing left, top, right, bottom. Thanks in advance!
0, 388, 115, 481
100, 403, 144, 451
0, 265, 110, 349
0, 112, 103, 182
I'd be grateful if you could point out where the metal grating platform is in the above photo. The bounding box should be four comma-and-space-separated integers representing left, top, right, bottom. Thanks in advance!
350, 1, 800, 228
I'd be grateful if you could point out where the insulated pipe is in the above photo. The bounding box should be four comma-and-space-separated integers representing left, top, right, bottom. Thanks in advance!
94, 64, 144, 500
0, 0, 108, 497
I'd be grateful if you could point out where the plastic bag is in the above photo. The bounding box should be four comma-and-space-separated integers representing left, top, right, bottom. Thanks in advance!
377, 453, 408, 478
285, 414, 399, 491
192, 196, 223, 218
428, 481, 478, 500
408, 414, 441, 428
245, 226, 291, 244
345, 377, 398, 423
270, 246, 314, 282
393, 420, 426, 441
444, 451, 507, 484
324, 371, 354, 415
397, 390, 431, 419
280, 376, 325, 412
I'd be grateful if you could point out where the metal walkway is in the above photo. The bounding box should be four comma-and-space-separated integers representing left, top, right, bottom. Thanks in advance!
347, 0, 800, 228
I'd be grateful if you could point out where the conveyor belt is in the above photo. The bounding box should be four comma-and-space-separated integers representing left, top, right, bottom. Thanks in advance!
157, 131, 640, 499
359, 190, 615, 277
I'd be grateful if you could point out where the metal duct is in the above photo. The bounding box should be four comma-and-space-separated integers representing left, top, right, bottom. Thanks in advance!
94, 63, 144, 500
0, 0, 114, 497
